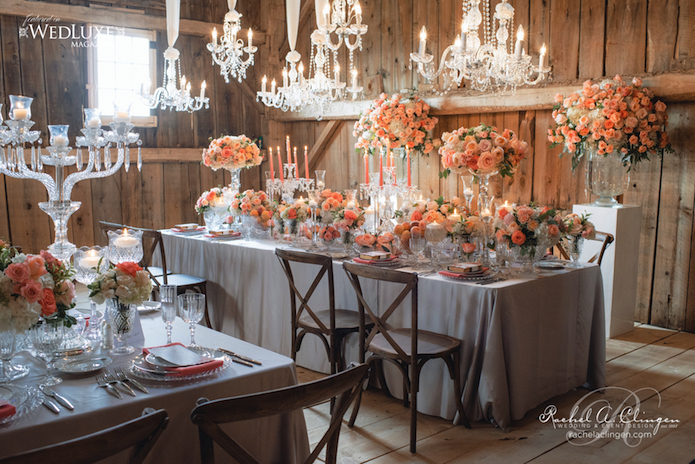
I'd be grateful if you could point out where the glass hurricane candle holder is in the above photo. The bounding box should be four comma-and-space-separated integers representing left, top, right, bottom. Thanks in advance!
108, 228, 144, 264
315, 170, 326, 190
84, 108, 102, 129
9, 95, 32, 120
74, 246, 110, 342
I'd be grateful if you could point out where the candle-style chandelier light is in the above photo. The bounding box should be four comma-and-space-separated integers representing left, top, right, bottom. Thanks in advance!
317, 0, 367, 67
410, 0, 550, 94
207, 0, 257, 84
139, 0, 209, 112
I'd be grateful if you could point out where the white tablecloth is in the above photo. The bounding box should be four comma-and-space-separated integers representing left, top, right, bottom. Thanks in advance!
160, 231, 606, 429
0, 314, 309, 463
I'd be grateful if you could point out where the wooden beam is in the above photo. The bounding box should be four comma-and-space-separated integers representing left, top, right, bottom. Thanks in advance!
102, 147, 202, 164
268, 72, 695, 121
0, 0, 267, 43
308, 120, 343, 172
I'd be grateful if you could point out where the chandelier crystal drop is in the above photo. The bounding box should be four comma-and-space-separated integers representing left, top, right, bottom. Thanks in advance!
207, 7, 257, 84
409, 0, 551, 94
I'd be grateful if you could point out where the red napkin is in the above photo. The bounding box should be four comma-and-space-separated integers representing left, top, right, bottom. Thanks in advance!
0, 401, 16, 421
171, 226, 205, 233
353, 257, 397, 265
142, 343, 224, 376
204, 232, 241, 238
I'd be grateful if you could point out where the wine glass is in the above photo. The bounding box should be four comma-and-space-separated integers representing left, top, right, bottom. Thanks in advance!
30, 324, 64, 385
178, 293, 205, 347
409, 231, 427, 268
425, 223, 447, 269
159, 285, 177, 344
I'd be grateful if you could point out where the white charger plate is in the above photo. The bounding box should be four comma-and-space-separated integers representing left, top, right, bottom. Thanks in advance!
54, 355, 113, 374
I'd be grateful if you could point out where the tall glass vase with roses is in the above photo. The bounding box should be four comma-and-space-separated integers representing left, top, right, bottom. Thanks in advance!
201, 134, 263, 196
88, 262, 152, 355
334, 205, 365, 255
562, 212, 596, 267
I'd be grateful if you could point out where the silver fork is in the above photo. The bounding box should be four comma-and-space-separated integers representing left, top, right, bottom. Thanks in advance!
104, 370, 136, 397
114, 366, 148, 394
96, 373, 122, 399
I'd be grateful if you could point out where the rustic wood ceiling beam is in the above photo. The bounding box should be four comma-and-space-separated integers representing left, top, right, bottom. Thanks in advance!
268, 72, 695, 121
0, 0, 267, 43
308, 120, 343, 172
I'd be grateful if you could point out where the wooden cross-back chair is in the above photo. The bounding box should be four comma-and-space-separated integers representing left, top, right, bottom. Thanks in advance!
342, 262, 470, 454
99, 221, 212, 328
556, 231, 614, 266
275, 248, 369, 375
0, 408, 168, 464
190, 363, 369, 464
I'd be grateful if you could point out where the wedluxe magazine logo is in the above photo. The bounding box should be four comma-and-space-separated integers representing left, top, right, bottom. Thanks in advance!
19, 15, 124, 47
539, 386, 680, 447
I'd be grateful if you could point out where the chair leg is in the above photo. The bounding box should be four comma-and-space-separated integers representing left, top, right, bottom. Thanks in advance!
200, 282, 212, 329
402, 363, 409, 408
375, 359, 393, 398
410, 362, 418, 454
451, 349, 471, 429
348, 357, 373, 428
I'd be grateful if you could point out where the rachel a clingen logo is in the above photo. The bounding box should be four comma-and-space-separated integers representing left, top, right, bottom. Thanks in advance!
19, 15, 125, 47
539, 386, 680, 447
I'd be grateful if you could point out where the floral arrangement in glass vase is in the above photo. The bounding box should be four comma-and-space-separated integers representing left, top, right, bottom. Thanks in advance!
439, 123, 528, 179
354, 232, 396, 253
353, 92, 440, 155
230, 190, 272, 228
449, 213, 484, 259
195, 187, 228, 214
561, 212, 596, 267
87, 262, 152, 306
548, 75, 673, 169
317, 189, 346, 224
0, 242, 76, 330
201, 135, 263, 171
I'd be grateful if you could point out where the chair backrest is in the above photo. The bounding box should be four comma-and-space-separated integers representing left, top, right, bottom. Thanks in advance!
342, 262, 418, 362
556, 231, 615, 266
99, 221, 126, 245
275, 249, 336, 335
0, 408, 168, 464
191, 363, 369, 464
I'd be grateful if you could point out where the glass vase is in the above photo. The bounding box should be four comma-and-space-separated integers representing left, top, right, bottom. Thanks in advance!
203, 209, 224, 231
566, 236, 585, 268
470, 170, 497, 267
512, 243, 546, 274
227, 167, 242, 196
0, 321, 29, 382
585, 144, 630, 207
106, 299, 137, 356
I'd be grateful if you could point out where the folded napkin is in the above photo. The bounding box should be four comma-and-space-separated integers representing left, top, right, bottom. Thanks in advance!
0, 401, 16, 421
142, 343, 224, 376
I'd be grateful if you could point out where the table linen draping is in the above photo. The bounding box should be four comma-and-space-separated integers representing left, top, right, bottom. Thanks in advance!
159, 231, 606, 430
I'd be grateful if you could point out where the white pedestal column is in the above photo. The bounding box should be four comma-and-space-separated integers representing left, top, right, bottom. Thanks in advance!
572, 204, 642, 338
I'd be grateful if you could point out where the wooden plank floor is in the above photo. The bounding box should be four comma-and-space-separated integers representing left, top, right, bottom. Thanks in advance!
297, 324, 695, 463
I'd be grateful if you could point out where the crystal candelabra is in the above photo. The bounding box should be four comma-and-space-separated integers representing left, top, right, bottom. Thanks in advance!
207, 7, 257, 84
409, 0, 550, 94
266, 163, 314, 203
0, 98, 142, 260
140, 47, 209, 112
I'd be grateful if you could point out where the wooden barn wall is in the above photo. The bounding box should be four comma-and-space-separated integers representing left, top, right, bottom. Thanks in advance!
1, 0, 695, 332
256, 0, 695, 333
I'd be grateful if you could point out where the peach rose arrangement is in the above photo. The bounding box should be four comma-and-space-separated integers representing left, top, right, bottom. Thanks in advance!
202, 134, 263, 171
195, 187, 230, 214
88, 261, 152, 306
548, 75, 673, 169
354, 93, 440, 155
439, 123, 527, 179
562, 213, 596, 240
493, 204, 565, 257
354, 232, 396, 253
230, 190, 273, 228
0, 243, 77, 329
316, 189, 346, 224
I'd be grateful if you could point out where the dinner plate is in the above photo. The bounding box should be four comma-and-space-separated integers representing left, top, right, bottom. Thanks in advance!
138, 301, 161, 314
535, 261, 565, 270
352, 257, 401, 267
204, 233, 242, 240
129, 347, 232, 383
145, 353, 180, 367
0, 384, 42, 426
326, 252, 349, 259
438, 269, 493, 281
54, 355, 113, 374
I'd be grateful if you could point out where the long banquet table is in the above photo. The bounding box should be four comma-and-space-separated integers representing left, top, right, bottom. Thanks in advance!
160, 230, 606, 430
0, 312, 310, 463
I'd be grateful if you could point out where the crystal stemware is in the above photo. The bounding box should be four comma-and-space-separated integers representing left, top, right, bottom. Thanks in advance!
73, 246, 109, 343
425, 223, 447, 269
159, 285, 177, 344
30, 324, 64, 386
178, 293, 205, 347
107, 228, 143, 264
409, 231, 427, 268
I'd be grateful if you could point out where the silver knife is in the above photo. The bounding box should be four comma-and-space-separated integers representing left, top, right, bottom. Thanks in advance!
218, 348, 262, 365
41, 397, 60, 414
44, 387, 74, 410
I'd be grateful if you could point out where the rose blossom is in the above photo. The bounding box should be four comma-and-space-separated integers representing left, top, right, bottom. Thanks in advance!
20, 280, 43, 304
478, 152, 497, 171
40, 288, 57, 315
511, 230, 526, 245
5, 263, 30, 284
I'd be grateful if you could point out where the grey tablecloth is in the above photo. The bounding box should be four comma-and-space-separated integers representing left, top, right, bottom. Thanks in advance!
160, 231, 606, 430
0, 314, 309, 463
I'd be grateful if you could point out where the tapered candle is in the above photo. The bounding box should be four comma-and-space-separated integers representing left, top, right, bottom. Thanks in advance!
277, 146, 284, 182
293, 146, 298, 167
304, 146, 309, 179
286, 136, 291, 164
406, 147, 411, 187
364, 154, 369, 184
269, 147, 274, 180
379, 149, 384, 187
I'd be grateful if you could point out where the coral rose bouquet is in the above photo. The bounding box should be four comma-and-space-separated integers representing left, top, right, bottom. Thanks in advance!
563, 212, 596, 239
0, 243, 77, 330
195, 187, 230, 214
439, 123, 527, 179
202, 135, 263, 171
333, 204, 365, 249
354, 93, 440, 155
230, 190, 272, 228
494, 204, 565, 259
88, 261, 153, 306
317, 189, 346, 224
549, 75, 673, 169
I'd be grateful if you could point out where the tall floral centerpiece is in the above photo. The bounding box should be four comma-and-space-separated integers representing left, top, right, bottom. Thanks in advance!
88, 262, 152, 355
562, 212, 596, 267
0, 243, 75, 381
202, 135, 263, 195
548, 75, 673, 206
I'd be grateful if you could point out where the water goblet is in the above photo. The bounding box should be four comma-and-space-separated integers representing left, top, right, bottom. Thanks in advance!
30, 324, 64, 386
409, 232, 427, 268
425, 223, 447, 269
178, 293, 205, 347
159, 285, 177, 344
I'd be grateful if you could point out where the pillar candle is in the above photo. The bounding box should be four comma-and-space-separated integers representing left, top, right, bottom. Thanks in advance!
406, 147, 411, 187
277, 147, 284, 182
364, 154, 369, 184
269, 147, 274, 180
379, 150, 383, 187
304, 146, 309, 179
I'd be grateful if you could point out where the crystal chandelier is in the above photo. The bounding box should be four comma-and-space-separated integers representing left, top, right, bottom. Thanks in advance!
207, 0, 257, 84
257, 51, 308, 112
410, 0, 550, 93
139, 0, 209, 112
318, 0, 367, 65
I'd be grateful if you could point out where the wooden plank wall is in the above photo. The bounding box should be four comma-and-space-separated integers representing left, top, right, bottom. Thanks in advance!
253, 0, 695, 333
